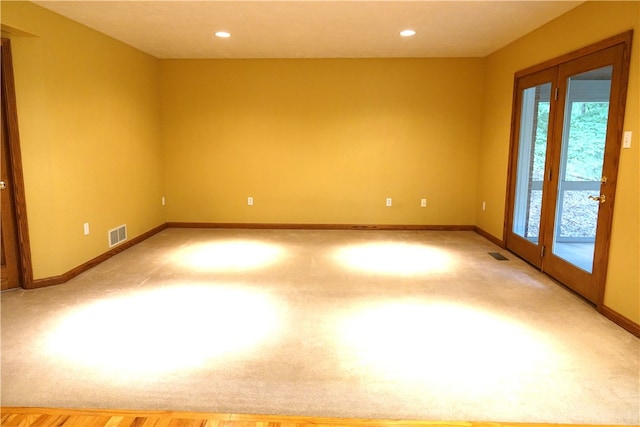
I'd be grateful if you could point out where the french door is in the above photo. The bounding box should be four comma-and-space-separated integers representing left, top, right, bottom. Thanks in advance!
506, 34, 632, 304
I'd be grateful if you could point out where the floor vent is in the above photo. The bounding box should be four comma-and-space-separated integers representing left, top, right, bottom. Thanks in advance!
108, 224, 127, 248
489, 252, 509, 261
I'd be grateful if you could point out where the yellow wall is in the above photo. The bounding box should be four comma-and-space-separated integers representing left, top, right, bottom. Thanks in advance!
161, 59, 484, 225
2, 1, 638, 326
1, 1, 166, 279
476, 1, 639, 323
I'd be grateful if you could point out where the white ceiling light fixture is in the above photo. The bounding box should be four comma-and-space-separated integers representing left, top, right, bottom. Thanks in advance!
400, 29, 416, 37
214, 31, 231, 38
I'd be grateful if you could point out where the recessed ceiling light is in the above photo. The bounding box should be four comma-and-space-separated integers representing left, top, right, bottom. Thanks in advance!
400, 29, 416, 37
215, 31, 231, 38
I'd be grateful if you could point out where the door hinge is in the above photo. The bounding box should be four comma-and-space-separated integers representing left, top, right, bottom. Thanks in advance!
541, 245, 546, 257
554, 87, 559, 101
548, 168, 552, 181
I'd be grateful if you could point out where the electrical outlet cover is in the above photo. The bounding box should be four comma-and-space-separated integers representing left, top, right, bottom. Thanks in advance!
623, 131, 632, 148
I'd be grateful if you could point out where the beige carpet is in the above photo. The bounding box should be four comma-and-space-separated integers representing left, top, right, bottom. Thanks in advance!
1, 229, 639, 424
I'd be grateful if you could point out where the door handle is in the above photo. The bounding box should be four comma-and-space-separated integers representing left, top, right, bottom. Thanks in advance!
0, 181, 6, 190
588, 194, 606, 204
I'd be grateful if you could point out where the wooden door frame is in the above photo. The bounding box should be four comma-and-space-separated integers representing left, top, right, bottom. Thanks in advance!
503, 31, 633, 309
1, 38, 33, 289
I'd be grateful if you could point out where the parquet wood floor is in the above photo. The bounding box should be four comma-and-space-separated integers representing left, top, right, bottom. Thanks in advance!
0, 408, 624, 427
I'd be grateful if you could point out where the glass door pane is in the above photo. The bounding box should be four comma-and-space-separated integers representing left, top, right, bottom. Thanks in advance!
512, 83, 552, 244
552, 66, 612, 273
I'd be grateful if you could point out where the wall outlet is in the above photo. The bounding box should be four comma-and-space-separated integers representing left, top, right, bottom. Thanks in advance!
622, 131, 632, 148
420, 198, 427, 207
83, 223, 90, 236
248, 196, 254, 206
386, 198, 392, 207
162, 196, 166, 206
482, 201, 486, 211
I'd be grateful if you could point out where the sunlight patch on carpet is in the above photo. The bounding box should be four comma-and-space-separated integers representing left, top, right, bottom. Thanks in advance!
45, 284, 283, 380
171, 239, 285, 272
336, 300, 563, 396
332, 242, 453, 276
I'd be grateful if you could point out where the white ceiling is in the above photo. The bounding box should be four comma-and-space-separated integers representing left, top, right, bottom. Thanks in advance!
32, 0, 583, 59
